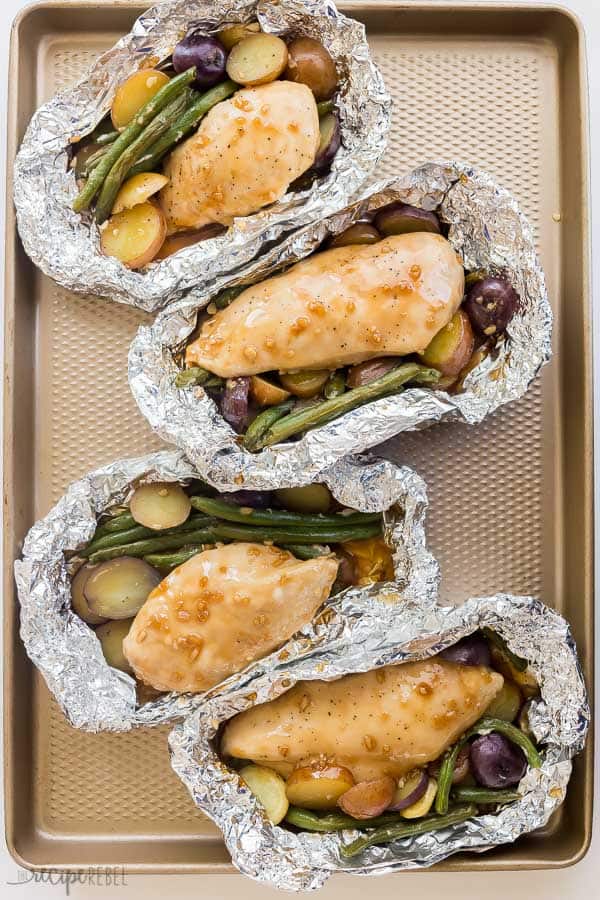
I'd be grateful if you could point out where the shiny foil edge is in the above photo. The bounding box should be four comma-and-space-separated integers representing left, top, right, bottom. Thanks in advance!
13, 0, 390, 312
129, 160, 553, 491
13, 451, 437, 732
169, 594, 588, 891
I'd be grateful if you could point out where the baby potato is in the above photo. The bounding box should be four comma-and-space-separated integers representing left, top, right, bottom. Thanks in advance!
84, 557, 161, 619
111, 172, 169, 215
400, 777, 437, 819
129, 481, 191, 530
239, 764, 289, 824
285, 765, 354, 810
337, 775, 395, 819
111, 69, 170, 129
485, 680, 522, 723
250, 375, 291, 407
490, 646, 539, 698
329, 223, 381, 249
71, 563, 108, 626
419, 310, 475, 378
279, 370, 330, 399
217, 21, 260, 51
226, 33, 288, 86
284, 37, 338, 101
100, 201, 167, 269
96, 618, 134, 674
275, 483, 332, 514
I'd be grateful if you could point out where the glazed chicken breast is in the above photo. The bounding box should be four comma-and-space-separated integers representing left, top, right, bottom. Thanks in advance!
123, 543, 338, 693
160, 81, 320, 233
186, 233, 465, 377
222, 658, 503, 782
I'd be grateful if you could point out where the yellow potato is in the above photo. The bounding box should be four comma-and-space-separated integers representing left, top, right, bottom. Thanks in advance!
275, 484, 332, 514
226, 33, 288, 86
129, 482, 191, 530
217, 22, 260, 51
285, 765, 354, 810
279, 370, 330, 399
239, 765, 288, 824
100, 201, 167, 269
96, 618, 135, 674
111, 69, 170, 129
112, 172, 169, 215
400, 777, 437, 819
337, 776, 396, 819
250, 375, 291, 407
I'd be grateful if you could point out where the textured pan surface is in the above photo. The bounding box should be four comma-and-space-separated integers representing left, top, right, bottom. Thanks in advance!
4, 0, 592, 873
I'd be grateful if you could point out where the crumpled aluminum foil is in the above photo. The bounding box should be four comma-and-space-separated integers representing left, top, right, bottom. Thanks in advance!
13, 0, 390, 312
169, 593, 588, 891
13, 450, 437, 732
129, 161, 553, 491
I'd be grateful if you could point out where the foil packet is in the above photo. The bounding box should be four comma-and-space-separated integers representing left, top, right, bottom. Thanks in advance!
129, 161, 553, 491
169, 593, 588, 891
13, 0, 390, 312
13, 450, 437, 732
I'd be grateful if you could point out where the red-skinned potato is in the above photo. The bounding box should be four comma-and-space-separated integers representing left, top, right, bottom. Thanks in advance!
337, 775, 396, 819
284, 37, 338, 101
285, 765, 355, 809
419, 309, 475, 377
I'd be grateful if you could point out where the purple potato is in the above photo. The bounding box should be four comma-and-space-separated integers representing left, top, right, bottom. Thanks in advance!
222, 490, 273, 508
470, 733, 527, 788
374, 202, 441, 237
463, 276, 519, 337
440, 634, 491, 667
313, 113, 341, 172
221, 377, 250, 432
173, 33, 228, 89
387, 769, 429, 811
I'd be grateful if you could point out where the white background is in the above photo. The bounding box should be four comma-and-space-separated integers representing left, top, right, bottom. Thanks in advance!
0, 1, 598, 898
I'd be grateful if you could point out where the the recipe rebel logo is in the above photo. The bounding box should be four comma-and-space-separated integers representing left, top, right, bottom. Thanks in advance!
7, 867, 127, 895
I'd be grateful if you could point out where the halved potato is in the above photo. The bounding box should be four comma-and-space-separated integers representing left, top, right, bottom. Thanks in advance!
239, 764, 288, 824
279, 370, 329, 399
84, 557, 161, 619
400, 777, 437, 819
111, 69, 170, 129
285, 765, 354, 810
250, 375, 291, 407
100, 201, 167, 269
112, 172, 169, 215
96, 618, 134, 674
226, 33, 288, 86
275, 484, 332, 514
217, 22, 260, 51
337, 776, 395, 819
71, 563, 108, 626
129, 482, 191, 530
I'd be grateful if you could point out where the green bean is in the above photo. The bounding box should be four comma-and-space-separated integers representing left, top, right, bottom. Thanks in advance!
279, 544, 331, 560
73, 67, 196, 213
324, 370, 346, 399
210, 520, 381, 545
213, 286, 246, 310
96, 130, 120, 146
94, 89, 191, 223
87, 529, 217, 564
436, 716, 541, 815
128, 79, 237, 178
143, 546, 207, 570
81, 515, 212, 556
92, 511, 137, 537
482, 627, 528, 672
175, 366, 224, 388
340, 805, 478, 858
190, 495, 381, 529
451, 787, 521, 805
244, 363, 440, 450
317, 100, 334, 117
243, 401, 295, 450
83, 145, 109, 175
285, 807, 407, 833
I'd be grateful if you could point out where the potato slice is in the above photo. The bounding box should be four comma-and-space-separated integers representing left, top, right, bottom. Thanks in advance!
84, 557, 161, 619
400, 777, 437, 819
112, 172, 169, 215
419, 309, 475, 378
239, 764, 289, 824
100, 202, 167, 269
226, 33, 288, 86
484, 680, 522, 722
111, 69, 170, 129
96, 618, 134, 674
275, 484, 332, 514
71, 563, 108, 626
285, 765, 354, 810
217, 22, 260, 51
129, 482, 191, 530
337, 776, 395, 819
279, 370, 329, 399
250, 375, 291, 407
